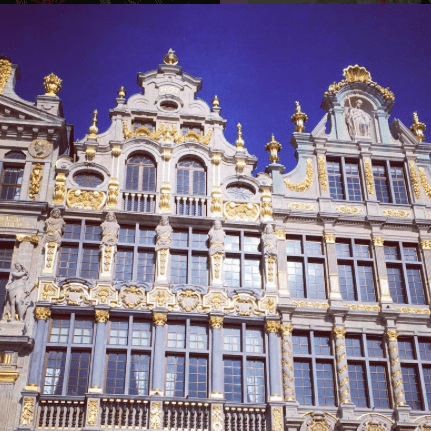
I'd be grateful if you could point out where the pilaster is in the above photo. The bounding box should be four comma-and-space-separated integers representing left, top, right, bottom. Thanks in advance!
372, 235, 392, 305
151, 312, 167, 395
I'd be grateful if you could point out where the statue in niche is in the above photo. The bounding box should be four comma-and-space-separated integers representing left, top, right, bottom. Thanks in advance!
43, 208, 65, 245
262, 224, 277, 257
101, 212, 120, 246
344, 98, 371, 139
208, 220, 226, 256
4, 263, 30, 321
155, 216, 173, 251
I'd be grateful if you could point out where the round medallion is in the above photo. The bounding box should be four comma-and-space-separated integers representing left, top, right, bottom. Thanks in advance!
28, 139, 52, 159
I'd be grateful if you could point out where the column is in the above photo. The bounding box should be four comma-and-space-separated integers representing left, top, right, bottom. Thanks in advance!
26, 306, 51, 390
280, 324, 295, 402
265, 320, 282, 402
88, 308, 109, 393
209, 315, 224, 399
275, 229, 288, 296
324, 232, 342, 302
151, 312, 167, 395
419, 239, 431, 301
333, 327, 352, 405
372, 236, 392, 304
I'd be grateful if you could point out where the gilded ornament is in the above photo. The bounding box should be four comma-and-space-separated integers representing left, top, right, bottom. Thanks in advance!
394, 306, 431, 315
35, 307, 51, 320
19, 397, 35, 426
106, 178, 119, 209
159, 182, 171, 213
212, 95, 220, 108
43, 73, 62, 96
210, 186, 223, 216
88, 110, 98, 138
385, 329, 399, 342
153, 313, 167, 326
28, 163, 43, 200
209, 316, 224, 329
288, 202, 315, 211
265, 320, 280, 333
260, 187, 273, 221
117, 86, 126, 99
344, 64, 372, 83
275, 229, 286, 240
29, 139, 52, 159
52, 172, 67, 205
212, 252, 223, 280
410, 112, 426, 143
163, 48, 178, 65
318, 155, 328, 192
95, 309, 109, 323
383, 209, 410, 218
343, 303, 380, 312
150, 289, 171, 307
421, 240, 431, 250
16, 234, 39, 246
0, 57, 12, 94
290, 101, 308, 132
162, 148, 172, 161
284, 159, 313, 192
111, 144, 122, 157
0, 371, 19, 383
235, 123, 245, 151
409, 161, 420, 199
236, 158, 246, 174
364, 159, 375, 195
419, 167, 431, 198
66, 189, 106, 210
272, 408, 283, 431
335, 205, 363, 214
364, 421, 386, 431
212, 153, 222, 165
372, 236, 384, 247
260, 296, 276, 314
212, 405, 223, 431
291, 301, 329, 309
86, 146, 96, 162
333, 327, 347, 338
158, 249, 168, 276
87, 399, 99, 426
265, 134, 282, 163
324, 233, 336, 244
178, 290, 200, 312
223, 202, 259, 222
266, 255, 276, 283
121, 286, 145, 309
280, 324, 293, 336
308, 415, 330, 431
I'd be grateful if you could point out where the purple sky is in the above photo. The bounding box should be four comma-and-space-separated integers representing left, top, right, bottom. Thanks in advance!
1, 5, 430, 173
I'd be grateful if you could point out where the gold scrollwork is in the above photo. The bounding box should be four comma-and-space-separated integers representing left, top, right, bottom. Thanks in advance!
87, 399, 98, 426
16, 234, 39, 246
265, 320, 280, 333
209, 316, 224, 329
121, 286, 145, 309
95, 309, 109, 323
419, 167, 431, 198
150, 402, 162, 429
159, 182, 171, 213
43, 73, 62, 96
372, 236, 384, 247
107, 178, 119, 209
272, 407, 283, 431
288, 202, 315, 211
66, 190, 106, 210
318, 155, 328, 192
385, 329, 399, 342
333, 327, 347, 338
178, 290, 201, 312
343, 303, 380, 312
0, 57, 12, 94
364, 159, 375, 195
324, 233, 336, 244
284, 159, 313, 192
421, 240, 431, 250
280, 324, 293, 336
19, 397, 35, 426
409, 161, 420, 199
212, 405, 223, 431
394, 306, 431, 315
35, 307, 51, 320
383, 209, 411, 218
275, 229, 286, 240
335, 205, 363, 214
153, 313, 167, 326
223, 202, 260, 222
53, 172, 67, 205
292, 301, 329, 309
29, 163, 43, 200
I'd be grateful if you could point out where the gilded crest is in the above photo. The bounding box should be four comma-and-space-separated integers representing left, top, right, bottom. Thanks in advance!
363, 421, 386, 431
178, 290, 200, 312
223, 202, 260, 222
66, 190, 106, 210
121, 286, 145, 309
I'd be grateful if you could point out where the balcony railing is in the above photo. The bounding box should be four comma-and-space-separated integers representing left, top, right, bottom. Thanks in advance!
224, 406, 267, 431
123, 192, 156, 212
100, 398, 150, 429
175, 196, 207, 217
163, 401, 209, 431
37, 399, 85, 430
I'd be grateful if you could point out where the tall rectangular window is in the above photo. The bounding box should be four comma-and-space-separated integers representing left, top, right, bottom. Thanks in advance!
373, 161, 409, 204
327, 158, 362, 201
0, 166, 24, 200
0, 242, 13, 317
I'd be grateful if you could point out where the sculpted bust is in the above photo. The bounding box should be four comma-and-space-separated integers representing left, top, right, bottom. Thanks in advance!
101, 212, 120, 246
262, 224, 277, 257
43, 208, 65, 245
155, 216, 173, 251
208, 220, 226, 256
345, 99, 371, 139
4, 263, 30, 321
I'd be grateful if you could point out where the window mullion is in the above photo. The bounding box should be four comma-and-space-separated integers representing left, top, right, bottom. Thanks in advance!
340, 157, 348, 200
386, 161, 396, 204
124, 316, 133, 395
401, 262, 412, 304
353, 258, 361, 302
62, 345, 73, 396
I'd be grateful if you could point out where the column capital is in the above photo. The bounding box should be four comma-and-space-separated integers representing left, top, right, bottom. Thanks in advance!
209, 315, 224, 329
385, 329, 399, 342
420, 239, 431, 250
35, 306, 51, 320
265, 320, 280, 333
333, 326, 346, 338
95, 309, 109, 323
372, 235, 385, 247
324, 233, 336, 244
153, 312, 167, 326
280, 324, 293, 336
16, 234, 39, 246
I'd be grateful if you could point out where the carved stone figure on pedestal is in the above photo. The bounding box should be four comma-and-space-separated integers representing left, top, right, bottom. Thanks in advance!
208, 220, 226, 286
155, 216, 173, 282
4, 263, 30, 321
262, 224, 277, 289
42, 208, 65, 273
344, 99, 371, 139
100, 212, 120, 277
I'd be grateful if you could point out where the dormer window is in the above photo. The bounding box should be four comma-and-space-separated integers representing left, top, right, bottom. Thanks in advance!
160, 101, 178, 112
182, 125, 203, 136
227, 185, 255, 201
126, 154, 156, 192
133, 120, 154, 132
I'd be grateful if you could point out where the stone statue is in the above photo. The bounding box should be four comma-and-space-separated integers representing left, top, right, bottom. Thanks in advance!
101, 212, 120, 246
4, 263, 30, 321
208, 220, 226, 256
345, 99, 371, 139
42, 208, 65, 245
262, 224, 277, 257
155, 216, 173, 251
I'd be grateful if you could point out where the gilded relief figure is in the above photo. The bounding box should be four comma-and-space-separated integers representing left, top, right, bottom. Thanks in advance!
345, 99, 371, 139
42, 208, 65, 245
4, 263, 30, 321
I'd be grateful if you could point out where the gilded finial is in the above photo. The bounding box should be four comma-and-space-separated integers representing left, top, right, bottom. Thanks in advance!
163, 48, 178, 65
118, 86, 126, 99
290, 101, 308, 132
43, 73, 62, 97
212, 95, 220, 108
265, 134, 282, 164
235, 123, 245, 151
410, 111, 426, 143
88, 110, 98, 138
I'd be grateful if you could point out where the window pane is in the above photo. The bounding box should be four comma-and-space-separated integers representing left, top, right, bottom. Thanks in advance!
307, 263, 326, 299
0, 244, 13, 269
244, 236, 260, 253
314, 335, 331, 355
345, 162, 362, 201
224, 258, 240, 287
338, 264, 356, 301
171, 254, 187, 284
401, 365, 421, 410
166, 356, 185, 397
336, 242, 351, 258
224, 327, 241, 352
173, 231, 188, 248
354, 243, 370, 258
192, 232, 208, 250
246, 329, 264, 353
177, 169, 189, 195
1, 167, 24, 200
225, 235, 240, 251
109, 321, 128, 345
80, 247, 99, 279
67, 351, 91, 396
403, 247, 418, 262
85, 224, 102, 241
137, 251, 155, 282
43, 350, 66, 395
370, 364, 390, 408
373, 165, 390, 204
244, 259, 261, 289
327, 160, 344, 200
384, 245, 399, 260
129, 354, 150, 395
305, 240, 322, 256
224, 359, 242, 402
357, 265, 376, 302
288, 261, 304, 298
193, 170, 206, 196
50, 319, 70, 343
126, 165, 139, 190
58, 246, 79, 277
387, 267, 406, 304
367, 337, 385, 358
294, 360, 312, 405
142, 166, 156, 192
398, 339, 415, 360
423, 367, 431, 409
119, 226, 135, 244
106, 353, 126, 394
390, 166, 408, 205
190, 325, 207, 350
191, 255, 208, 285
63, 223, 81, 240
348, 363, 367, 407
246, 360, 265, 403
419, 340, 431, 360
407, 268, 425, 305
139, 228, 156, 245
73, 320, 93, 344
316, 362, 335, 406
115, 250, 133, 281
286, 240, 302, 255
132, 322, 151, 346
293, 334, 309, 354
168, 324, 185, 348
346, 336, 362, 357
189, 356, 207, 398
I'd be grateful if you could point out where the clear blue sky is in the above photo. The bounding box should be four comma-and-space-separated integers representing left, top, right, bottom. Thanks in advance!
1, 5, 430, 174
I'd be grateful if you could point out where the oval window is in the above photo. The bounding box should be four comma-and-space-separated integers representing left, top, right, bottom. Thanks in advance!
160, 101, 178, 111
74, 172, 104, 188
227, 185, 255, 201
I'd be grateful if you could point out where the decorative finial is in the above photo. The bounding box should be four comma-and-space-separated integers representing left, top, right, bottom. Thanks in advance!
163, 49, 178, 65
265, 134, 282, 164
235, 123, 245, 151
212, 95, 220, 108
88, 110, 98, 138
290, 101, 308, 133
118, 86, 126, 99
43, 73, 62, 97
410, 111, 426, 143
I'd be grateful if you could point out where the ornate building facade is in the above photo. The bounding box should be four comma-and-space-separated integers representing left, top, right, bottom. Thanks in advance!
0, 51, 431, 431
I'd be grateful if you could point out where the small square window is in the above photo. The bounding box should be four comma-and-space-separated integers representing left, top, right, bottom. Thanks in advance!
419, 339, 431, 361
73, 320, 93, 344
189, 325, 207, 349
336, 242, 351, 258
109, 321, 128, 345
354, 242, 370, 258
314, 335, 331, 355
173, 231, 188, 248
84, 224, 102, 241
403, 246, 418, 262
119, 226, 135, 244
50, 319, 70, 343
244, 236, 260, 253
305, 240, 322, 256
367, 337, 385, 358
286, 239, 302, 255
191, 232, 208, 250
63, 223, 81, 240
398, 339, 415, 360
168, 323, 186, 348
132, 322, 151, 346
384, 245, 399, 260
246, 328, 264, 353
139, 228, 156, 245
293, 333, 309, 354
224, 327, 241, 352
225, 235, 240, 252
346, 336, 362, 357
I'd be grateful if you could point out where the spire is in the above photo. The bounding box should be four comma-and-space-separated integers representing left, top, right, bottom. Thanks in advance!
212, 95, 220, 108
235, 123, 245, 151
410, 111, 426, 143
163, 49, 178, 65
88, 110, 98, 138
118, 86, 126, 99
290, 101, 308, 132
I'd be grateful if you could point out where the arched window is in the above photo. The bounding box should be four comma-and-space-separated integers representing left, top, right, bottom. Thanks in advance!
5, 151, 25, 160
227, 184, 255, 201
125, 154, 156, 192
177, 159, 206, 196
74, 172, 104, 188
